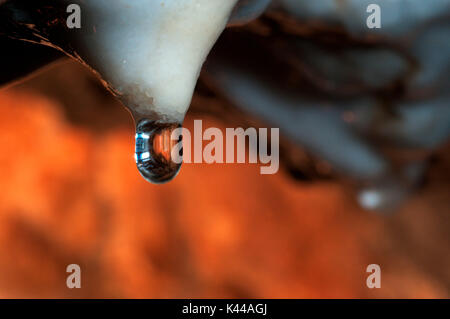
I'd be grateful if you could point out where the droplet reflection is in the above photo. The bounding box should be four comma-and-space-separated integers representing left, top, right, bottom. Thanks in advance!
135, 119, 182, 184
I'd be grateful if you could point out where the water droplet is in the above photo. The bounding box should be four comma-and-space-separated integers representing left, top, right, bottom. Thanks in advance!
134, 119, 182, 184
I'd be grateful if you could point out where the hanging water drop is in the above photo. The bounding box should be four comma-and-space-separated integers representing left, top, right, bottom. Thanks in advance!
134, 119, 183, 184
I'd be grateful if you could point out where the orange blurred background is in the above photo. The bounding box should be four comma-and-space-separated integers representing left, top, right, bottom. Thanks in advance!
0, 60, 448, 298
